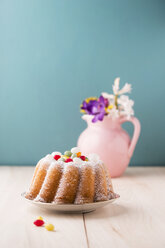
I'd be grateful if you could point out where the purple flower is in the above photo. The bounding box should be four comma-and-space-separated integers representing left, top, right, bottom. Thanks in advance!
81, 96, 108, 123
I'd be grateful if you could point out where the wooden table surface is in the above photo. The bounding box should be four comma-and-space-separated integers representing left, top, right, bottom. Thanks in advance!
0, 166, 165, 248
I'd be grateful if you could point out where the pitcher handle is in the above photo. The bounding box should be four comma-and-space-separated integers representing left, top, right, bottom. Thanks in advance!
120, 117, 141, 158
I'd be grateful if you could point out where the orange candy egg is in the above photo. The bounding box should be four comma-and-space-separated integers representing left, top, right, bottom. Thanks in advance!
77, 152, 81, 157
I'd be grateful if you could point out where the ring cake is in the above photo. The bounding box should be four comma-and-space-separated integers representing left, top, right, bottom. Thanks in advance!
25, 147, 118, 204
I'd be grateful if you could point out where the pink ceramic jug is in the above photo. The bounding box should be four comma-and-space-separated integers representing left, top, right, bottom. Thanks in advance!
77, 115, 141, 177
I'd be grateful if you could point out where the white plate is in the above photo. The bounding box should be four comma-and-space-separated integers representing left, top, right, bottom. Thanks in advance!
21, 192, 120, 213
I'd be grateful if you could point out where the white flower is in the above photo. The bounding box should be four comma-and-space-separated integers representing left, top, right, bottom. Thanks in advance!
118, 83, 132, 95
108, 106, 119, 119
118, 95, 134, 108
101, 92, 114, 101
112, 77, 120, 95
102, 77, 134, 119
118, 95, 134, 119
120, 108, 134, 119
112, 77, 132, 95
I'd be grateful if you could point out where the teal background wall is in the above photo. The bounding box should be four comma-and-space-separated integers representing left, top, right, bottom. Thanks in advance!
0, 0, 165, 166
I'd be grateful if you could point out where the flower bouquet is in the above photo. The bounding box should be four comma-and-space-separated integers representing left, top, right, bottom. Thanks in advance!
80, 78, 134, 123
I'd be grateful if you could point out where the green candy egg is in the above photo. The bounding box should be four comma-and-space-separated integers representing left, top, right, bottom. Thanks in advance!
71, 153, 77, 159
64, 151, 72, 157
58, 157, 65, 162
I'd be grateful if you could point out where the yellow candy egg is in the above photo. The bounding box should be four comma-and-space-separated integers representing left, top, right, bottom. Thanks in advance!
62, 155, 68, 159
37, 216, 43, 220
45, 223, 54, 231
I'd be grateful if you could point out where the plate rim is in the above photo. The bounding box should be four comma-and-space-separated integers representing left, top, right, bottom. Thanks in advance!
21, 191, 120, 207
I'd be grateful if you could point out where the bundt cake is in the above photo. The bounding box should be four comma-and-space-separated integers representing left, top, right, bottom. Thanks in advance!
25, 147, 118, 204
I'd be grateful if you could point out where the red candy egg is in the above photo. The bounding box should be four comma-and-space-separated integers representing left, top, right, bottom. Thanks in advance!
80, 156, 86, 161
34, 219, 45, 226
65, 158, 73, 163
54, 155, 61, 160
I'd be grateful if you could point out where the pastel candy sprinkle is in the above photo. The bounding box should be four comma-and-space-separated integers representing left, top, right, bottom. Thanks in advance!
34, 219, 45, 226
64, 151, 72, 157
71, 147, 80, 154
45, 223, 54, 231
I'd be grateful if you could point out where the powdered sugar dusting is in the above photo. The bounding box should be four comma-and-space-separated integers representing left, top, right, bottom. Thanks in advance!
94, 162, 109, 201
26, 150, 117, 204
74, 163, 95, 204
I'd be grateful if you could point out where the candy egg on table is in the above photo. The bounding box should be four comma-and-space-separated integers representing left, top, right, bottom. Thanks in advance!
45, 223, 54, 231
37, 216, 43, 220
33, 219, 45, 226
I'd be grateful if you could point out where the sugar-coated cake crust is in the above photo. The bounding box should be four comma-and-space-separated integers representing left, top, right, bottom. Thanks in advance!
37, 163, 63, 203
25, 155, 53, 200
55, 164, 79, 204
94, 163, 108, 201
25, 150, 117, 204
74, 164, 95, 204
